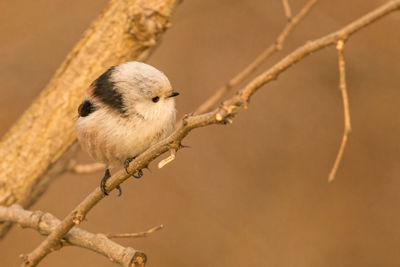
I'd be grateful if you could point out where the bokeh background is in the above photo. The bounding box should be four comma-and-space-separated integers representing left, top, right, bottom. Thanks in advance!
1, 0, 400, 266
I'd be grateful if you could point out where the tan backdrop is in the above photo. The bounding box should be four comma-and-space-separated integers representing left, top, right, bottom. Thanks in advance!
0, 0, 399, 266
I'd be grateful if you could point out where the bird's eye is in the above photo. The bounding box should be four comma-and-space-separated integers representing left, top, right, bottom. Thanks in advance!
152, 96, 160, 103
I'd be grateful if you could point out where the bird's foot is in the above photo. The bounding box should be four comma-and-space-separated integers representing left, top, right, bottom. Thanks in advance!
132, 169, 143, 179
116, 185, 122, 196
100, 168, 122, 196
124, 157, 144, 179
100, 169, 111, 195
124, 157, 135, 174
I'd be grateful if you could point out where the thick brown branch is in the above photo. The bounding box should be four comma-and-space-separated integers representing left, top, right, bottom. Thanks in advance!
328, 40, 352, 182
0, 0, 181, 238
25, 0, 400, 266
195, 0, 319, 115
0, 205, 145, 266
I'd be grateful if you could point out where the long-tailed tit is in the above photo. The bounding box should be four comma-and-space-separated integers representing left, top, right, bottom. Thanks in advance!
75, 61, 179, 195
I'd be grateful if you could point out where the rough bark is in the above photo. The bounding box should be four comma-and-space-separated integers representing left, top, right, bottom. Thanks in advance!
0, 0, 181, 237
0, 205, 145, 266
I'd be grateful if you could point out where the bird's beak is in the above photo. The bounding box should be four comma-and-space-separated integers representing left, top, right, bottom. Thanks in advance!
167, 91, 180, 98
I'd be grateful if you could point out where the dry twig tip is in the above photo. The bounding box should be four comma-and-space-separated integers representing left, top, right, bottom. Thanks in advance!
282, 0, 293, 19
107, 224, 164, 239
158, 149, 176, 168
328, 40, 352, 182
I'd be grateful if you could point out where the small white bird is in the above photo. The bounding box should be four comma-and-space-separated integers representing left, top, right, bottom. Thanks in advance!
75, 61, 179, 195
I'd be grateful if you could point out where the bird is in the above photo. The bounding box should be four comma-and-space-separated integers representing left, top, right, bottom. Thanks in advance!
75, 61, 179, 196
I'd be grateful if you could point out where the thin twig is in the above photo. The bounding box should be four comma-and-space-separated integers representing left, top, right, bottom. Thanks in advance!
69, 162, 106, 174
107, 225, 164, 239
158, 149, 176, 168
282, 0, 293, 20
0, 205, 144, 266
195, 0, 319, 115
24, 1, 400, 266
328, 40, 352, 182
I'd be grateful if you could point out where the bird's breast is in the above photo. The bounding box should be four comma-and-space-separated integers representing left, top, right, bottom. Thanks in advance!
75, 106, 175, 168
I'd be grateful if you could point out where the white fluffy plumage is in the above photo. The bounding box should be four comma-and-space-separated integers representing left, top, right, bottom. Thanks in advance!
75, 61, 178, 171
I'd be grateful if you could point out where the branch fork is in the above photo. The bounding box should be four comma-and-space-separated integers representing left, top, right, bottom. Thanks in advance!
7, 0, 400, 266
328, 39, 352, 182
0, 205, 145, 266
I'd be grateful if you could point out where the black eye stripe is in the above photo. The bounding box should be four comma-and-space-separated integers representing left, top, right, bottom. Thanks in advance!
92, 66, 126, 114
152, 96, 160, 103
78, 100, 96, 117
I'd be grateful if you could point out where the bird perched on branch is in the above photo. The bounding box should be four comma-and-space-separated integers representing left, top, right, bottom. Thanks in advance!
75, 61, 179, 195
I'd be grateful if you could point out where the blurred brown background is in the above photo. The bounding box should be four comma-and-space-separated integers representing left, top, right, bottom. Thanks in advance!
1, 0, 400, 266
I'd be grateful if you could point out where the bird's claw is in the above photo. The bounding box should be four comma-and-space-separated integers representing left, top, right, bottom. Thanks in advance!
100, 168, 123, 196
116, 185, 122, 196
124, 157, 135, 174
124, 156, 143, 179
132, 169, 143, 179
100, 169, 111, 196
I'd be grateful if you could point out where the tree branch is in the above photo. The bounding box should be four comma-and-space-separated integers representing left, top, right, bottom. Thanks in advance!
282, 0, 293, 20
107, 225, 164, 239
0, 205, 146, 267
0, 0, 181, 237
68, 161, 106, 174
194, 0, 319, 115
23, 1, 400, 266
328, 40, 352, 182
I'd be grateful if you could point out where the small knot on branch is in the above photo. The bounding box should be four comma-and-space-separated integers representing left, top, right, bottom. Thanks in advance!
336, 39, 344, 51
19, 253, 28, 261
222, 105, 236, 114
49, 241, 63, 252
72, 211, 84, 225
223, 118, 233, 125
182, 113, 192, 126
235, 97, 249, 109
129, 8, 171, 47
274, 40, 283, 51
31, 210, 47, 235
130, 251, 147, 267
